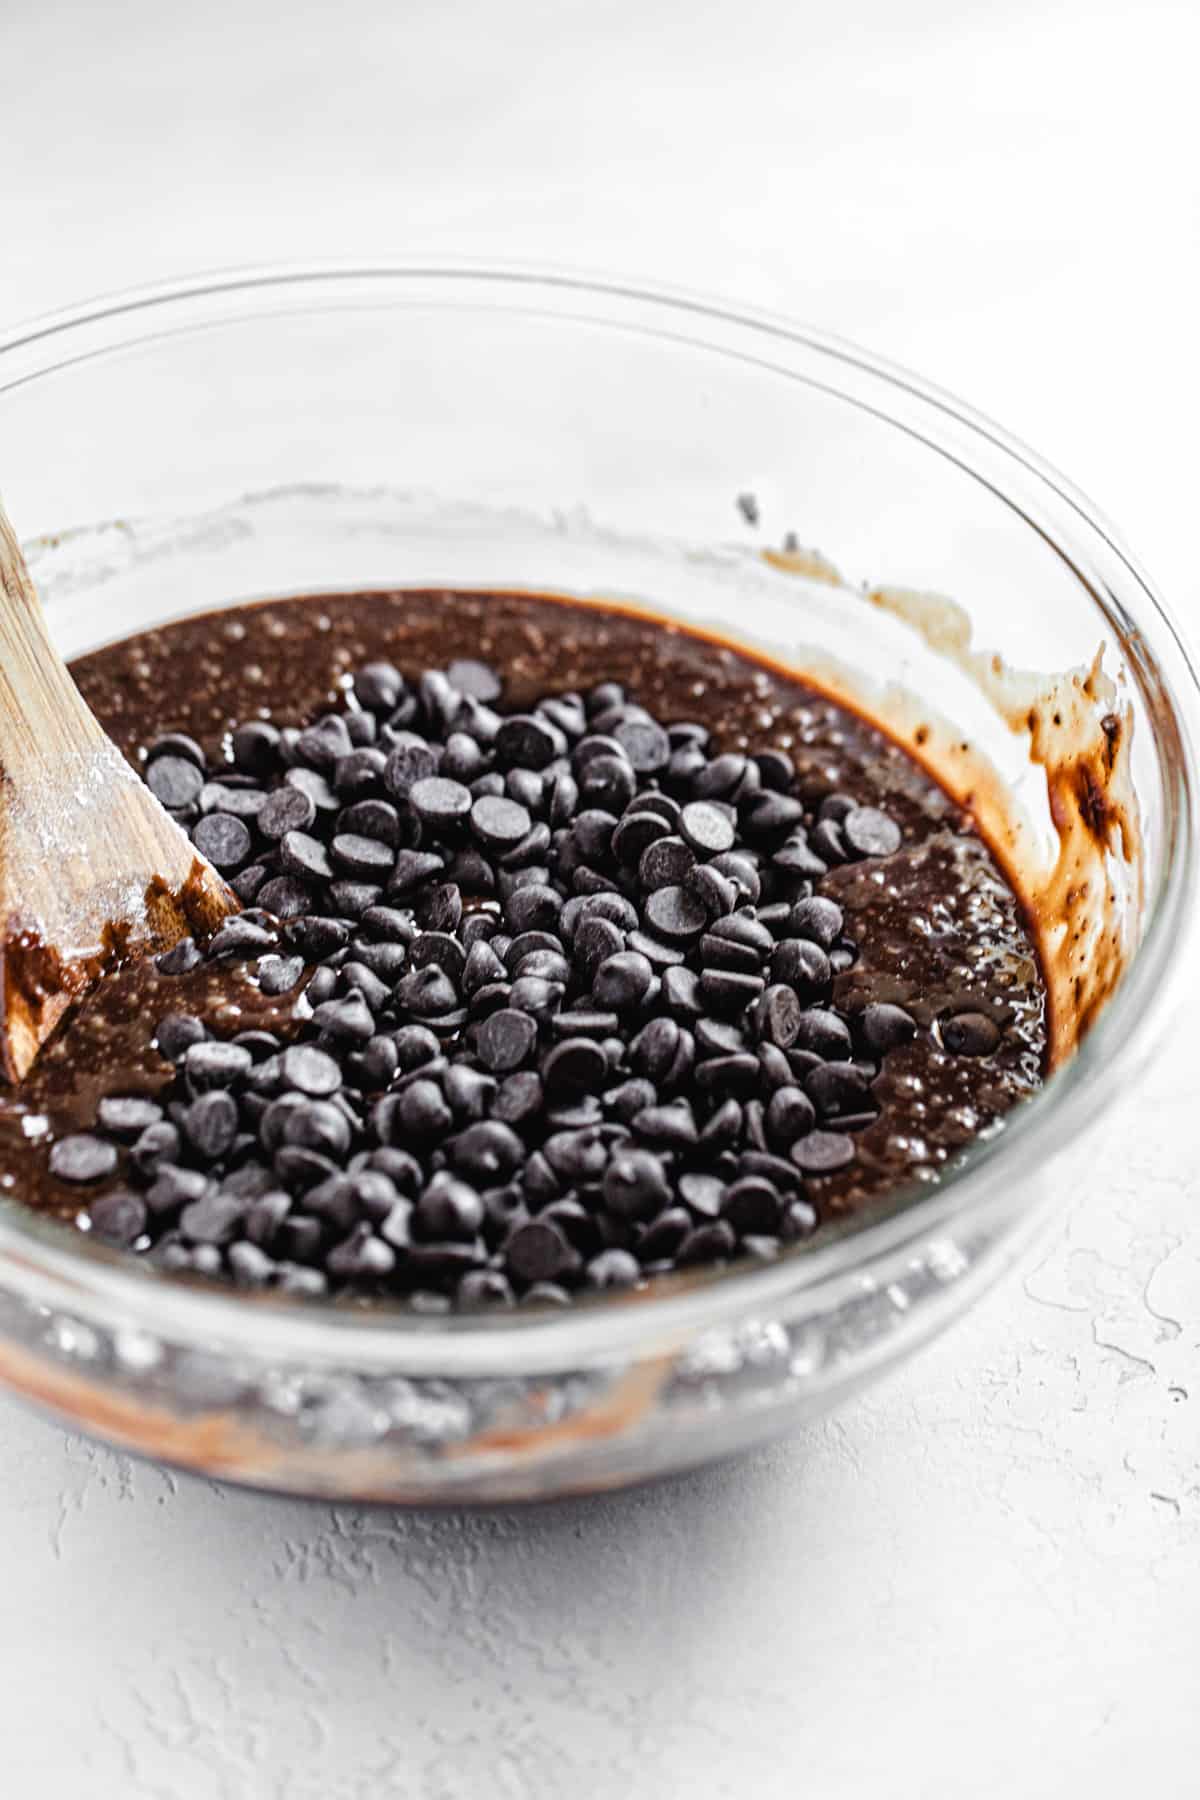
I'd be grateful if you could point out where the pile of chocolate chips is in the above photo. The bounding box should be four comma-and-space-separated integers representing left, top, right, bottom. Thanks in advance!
56, 658, 926, 1308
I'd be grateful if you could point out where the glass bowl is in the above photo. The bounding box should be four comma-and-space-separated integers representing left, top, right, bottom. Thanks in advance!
0, 265, 1194, 1502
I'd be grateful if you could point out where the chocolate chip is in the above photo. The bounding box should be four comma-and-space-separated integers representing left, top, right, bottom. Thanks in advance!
179, 1191, 245, 1246
182, 1092, 239, 1159
582, 754, 641, 814
257, 876, 315, 919
643, 885, 707, 943
49, 1134, 118, 1183
449, 1121, 523, 1183
461, 938, 505, 996
96, 1096, 163, 1139
806, 1061, 873, 1117
495, 714, 562, 770
639, 835, 696, 892
789, 896, 844, 948
395, 964, 460, 1018
691, 753, 747, 800
200, 781, 267, 821
431, 896, 478, 951
706, 854, 761, 904
679, 800, 736, 857
258, 954, 306, 996
207, 917, 278, 960
280, 1045, 342, 1097
687, 863, 739, 919
280, 830, 334, 882
457, 1269, 514, 1306
791, 1130, 855, 1173
592, 950, 654, 1011
769, 939, 832, 995
703, 936, 765, 988
148, 731, 206, 769
505, 884, 563, 934
586, 1248, 642, 1289
791, 1009, 853, 1060
810, 819, 847, 865
695, 1053, 760, 1098
447, 658, 502, 702
383, 741, 440, 799
184, 1041, 253, 1090
756, 983, 804, 1049
596, 1148, 666, 1220
146, 755, 204, 809
354, 661, 406, 711
477, 1008, 538, 1072
338, 961, 393, 1016
156, 938, 203, 976
573, 892, 640, 937
311, 993, 377, 1042
757, 1042, 794, 1089
192, 811, 253, 870
612, 716, 670, 774
89, 1190, 148, 1245
512, 948, 571, 986
227, 719, 280, 774
543, 1126, 610, 1182
942, 1011, 1001, 1056
859, 1002, 917, 1055
505, 1219, 580, 1284
231, 865, 268, 903
327, 1224, 396, 1280
259, 784, 318, 839
361, 905, 419, 944
774, 839, 827, 879
286, 766, 340, 812
297, 714, 353, 770
677, 1220, 737, 1265
695, 1104, 742, 1158
408, 930, 467, 982
638, 1206, 693, 1259
843, 806, 902, 858
631, 1102, 698, 1149
544, 1036, 609, 1095
659, 965, 703, 1019
408, 776, 473, 830
331, 833, 396, 877
699, 968, 765, 1012
518, 1281, 569, 1307
765, 1085, 816, 1148
721, 1177, 781, 1234
609, 810, 669, 868
491, 1070, 543, 1126
286, 916, 348, 959
416, 1175, 485, 1241
340, 799, 406, 849
130, 1122, 183, 1180
145, 1165, 208, 1216
470, 793, 532, 850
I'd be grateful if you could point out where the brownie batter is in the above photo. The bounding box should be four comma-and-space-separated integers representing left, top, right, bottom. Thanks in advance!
0, 590, 1046, 1299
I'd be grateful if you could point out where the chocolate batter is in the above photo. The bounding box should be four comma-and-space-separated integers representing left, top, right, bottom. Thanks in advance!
0, 590, 1046, 1292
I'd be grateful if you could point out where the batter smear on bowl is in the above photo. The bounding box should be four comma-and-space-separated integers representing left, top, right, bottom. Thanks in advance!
0, 590, 1047, 1305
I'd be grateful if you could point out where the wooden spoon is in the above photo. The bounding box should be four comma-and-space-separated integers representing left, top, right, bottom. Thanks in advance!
0, 498, 237, 1082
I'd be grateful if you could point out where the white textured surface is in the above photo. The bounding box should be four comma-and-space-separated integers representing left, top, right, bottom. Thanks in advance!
2, 2, 1199, 1793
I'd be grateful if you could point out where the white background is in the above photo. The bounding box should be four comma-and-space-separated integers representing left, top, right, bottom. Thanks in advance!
2, 2, 1198, 1794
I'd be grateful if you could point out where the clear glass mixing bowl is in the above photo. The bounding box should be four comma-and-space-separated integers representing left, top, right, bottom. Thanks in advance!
0, 265, 1194, 1501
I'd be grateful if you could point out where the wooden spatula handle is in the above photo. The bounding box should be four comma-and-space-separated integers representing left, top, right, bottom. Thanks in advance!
0, 498, 236, 1080
0, 505, 125, 771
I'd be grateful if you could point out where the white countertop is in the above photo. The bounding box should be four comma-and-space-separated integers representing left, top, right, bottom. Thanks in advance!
3, 2, 1198, 1793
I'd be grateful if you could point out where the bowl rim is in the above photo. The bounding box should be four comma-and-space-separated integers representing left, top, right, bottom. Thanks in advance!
1, 258, 1196, 1377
